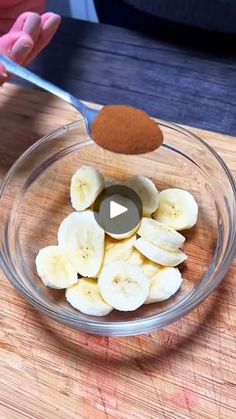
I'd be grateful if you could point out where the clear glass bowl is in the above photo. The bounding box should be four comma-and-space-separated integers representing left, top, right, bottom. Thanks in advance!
0, 119, 235, 336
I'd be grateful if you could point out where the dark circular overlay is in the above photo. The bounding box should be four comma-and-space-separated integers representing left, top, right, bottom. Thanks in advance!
93, 185, 143, 235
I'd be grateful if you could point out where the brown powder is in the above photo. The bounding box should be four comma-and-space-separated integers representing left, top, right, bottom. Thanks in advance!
92, 105, 163, 154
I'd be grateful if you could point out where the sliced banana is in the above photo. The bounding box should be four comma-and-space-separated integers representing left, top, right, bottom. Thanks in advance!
103, 234, 137, 265
145, 267, 183, 303
127, 248, 145, 266
126, 175, 159, 216
107, 223, 140, 240
58, 211, 104, 277
142, 259, 162, 278
134, 238, 187, 267
153, 188, 198, 230
66, 278, 113, 316
35, 245, 78, 289
138, 217, 185, 251
127, 249, 161, 278
70, 165, 105, 211
98, 261, 149, 311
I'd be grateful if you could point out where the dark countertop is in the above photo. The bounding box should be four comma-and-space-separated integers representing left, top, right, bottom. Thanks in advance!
27, 17, 236, 136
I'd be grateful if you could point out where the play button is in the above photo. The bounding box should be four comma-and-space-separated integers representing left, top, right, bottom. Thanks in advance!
110, 201, 128, 219
93, 185, 143, 235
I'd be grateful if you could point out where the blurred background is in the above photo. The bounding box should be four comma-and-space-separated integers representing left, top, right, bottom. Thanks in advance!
47, 0, 98, 22
47, 0, 236, 32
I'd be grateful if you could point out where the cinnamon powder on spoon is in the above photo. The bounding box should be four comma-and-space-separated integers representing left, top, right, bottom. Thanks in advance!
92, 105, 163, 154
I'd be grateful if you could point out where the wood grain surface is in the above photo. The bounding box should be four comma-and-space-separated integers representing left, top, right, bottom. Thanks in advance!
0, 83, 235, 419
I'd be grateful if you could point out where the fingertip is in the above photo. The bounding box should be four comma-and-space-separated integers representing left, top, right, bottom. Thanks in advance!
12, 32, 34, 49
0, 31, 32, 53
10, 32, 34, 63
22, 12, 41, 41
41, 13, 61, 32
41, 12, 61, 23
23, 13, 61, 66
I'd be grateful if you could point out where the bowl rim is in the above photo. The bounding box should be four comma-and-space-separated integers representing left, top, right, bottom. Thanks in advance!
1, 119, 236, 336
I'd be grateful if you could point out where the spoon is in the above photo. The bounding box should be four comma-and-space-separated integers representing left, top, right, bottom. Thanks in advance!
0, 54, 99, 135
0, 55, 164, 154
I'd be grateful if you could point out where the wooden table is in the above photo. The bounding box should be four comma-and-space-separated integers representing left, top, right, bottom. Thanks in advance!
0, 84, 235, 419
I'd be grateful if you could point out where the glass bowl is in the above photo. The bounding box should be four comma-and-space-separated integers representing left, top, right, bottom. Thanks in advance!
0, 119, 235, 336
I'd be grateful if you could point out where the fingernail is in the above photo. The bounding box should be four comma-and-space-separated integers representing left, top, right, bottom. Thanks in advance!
43, 14, 61, 32
23, 13, 41, 39
11, 36, 33, 57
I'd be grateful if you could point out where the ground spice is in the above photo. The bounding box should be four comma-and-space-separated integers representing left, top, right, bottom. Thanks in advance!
92, 105, 163, 154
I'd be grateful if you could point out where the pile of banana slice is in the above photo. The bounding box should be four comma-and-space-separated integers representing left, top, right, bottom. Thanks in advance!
36, 165, 198, 316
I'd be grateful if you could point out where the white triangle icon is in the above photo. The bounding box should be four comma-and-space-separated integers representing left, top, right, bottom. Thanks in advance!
110, 200, 128, 219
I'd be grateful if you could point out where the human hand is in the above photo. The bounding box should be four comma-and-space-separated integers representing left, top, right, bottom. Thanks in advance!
0, 1, 61, 84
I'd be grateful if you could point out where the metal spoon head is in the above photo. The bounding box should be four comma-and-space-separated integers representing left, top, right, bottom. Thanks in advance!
83, 106, 100, 137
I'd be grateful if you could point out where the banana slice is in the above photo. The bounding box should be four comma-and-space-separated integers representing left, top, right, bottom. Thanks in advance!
35, 246, 78, 289
153, 188, 198, 230
58, 211, 104, 277
107, 223, 140, 240
145, 267, 183, 303
98, 261, 149, 311
127, 248, 145, 265
127, 249, 161, 278
66, 278, 113, 316
142, 259, 162, 278
138, 217, 185, 251
103, 234, 137, 265
126, 175, 159, 216
70, 165, 105, 211
134, 238, 187, 267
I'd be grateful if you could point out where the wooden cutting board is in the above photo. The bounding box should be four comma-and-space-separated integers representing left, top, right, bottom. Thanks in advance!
0, 83, 235, 419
